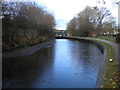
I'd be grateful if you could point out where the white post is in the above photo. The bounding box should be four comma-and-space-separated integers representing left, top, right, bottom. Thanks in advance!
118, 1, 120, 32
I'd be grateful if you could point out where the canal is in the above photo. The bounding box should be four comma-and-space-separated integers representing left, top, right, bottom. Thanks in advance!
3, 39, 103, 88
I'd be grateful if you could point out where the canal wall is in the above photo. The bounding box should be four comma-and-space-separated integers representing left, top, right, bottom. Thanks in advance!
56, 36, 107, 88
3, 39, 55, 59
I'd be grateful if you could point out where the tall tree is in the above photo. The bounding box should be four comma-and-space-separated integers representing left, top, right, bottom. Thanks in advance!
67, 17, 77, 36
2, 2, 56, 50
93, 6, 112, 35
77, 6, 95, 37
67, 6, 113, 37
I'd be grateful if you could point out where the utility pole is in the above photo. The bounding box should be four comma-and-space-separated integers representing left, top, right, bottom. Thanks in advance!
117, 1, 120, 32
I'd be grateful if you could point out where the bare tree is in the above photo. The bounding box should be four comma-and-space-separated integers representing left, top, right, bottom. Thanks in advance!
77, 6, 95, 36
67, 6, 113, 37
67, 17, 77, 36
93, 7, 112, 35
2, 2, 56, 50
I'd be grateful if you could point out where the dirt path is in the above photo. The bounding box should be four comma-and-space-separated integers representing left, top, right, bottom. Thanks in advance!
93, 39, 118, 62
82, 38, 119, 62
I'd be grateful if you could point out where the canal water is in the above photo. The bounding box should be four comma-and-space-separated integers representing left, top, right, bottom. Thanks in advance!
3, 39, 103, 88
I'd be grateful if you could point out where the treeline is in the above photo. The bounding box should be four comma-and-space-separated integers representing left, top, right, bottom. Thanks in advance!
2, 2, 56, 50
67, 6, 115, 37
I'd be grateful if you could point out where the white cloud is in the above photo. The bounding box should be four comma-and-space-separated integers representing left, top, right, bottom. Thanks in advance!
38, 0, 118, 30
5, 0, 119, 29
37, 0, 98, 29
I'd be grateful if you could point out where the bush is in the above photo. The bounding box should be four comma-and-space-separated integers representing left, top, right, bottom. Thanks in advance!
116, 33, 120, 43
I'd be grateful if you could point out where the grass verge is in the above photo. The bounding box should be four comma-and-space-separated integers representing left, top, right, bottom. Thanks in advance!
92, 36, 116, 42
94, 40, 119, 88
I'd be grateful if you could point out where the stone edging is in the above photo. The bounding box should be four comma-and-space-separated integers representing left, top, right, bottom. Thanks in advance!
3, 39, 55, 59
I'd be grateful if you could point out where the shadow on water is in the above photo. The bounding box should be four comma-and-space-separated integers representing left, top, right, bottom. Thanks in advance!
3, 47, 55, 88
3, 39, 103, 88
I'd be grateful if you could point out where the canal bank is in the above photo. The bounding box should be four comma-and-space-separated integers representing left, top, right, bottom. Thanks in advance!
3, 39, 55, 59
84, 38, 119, 88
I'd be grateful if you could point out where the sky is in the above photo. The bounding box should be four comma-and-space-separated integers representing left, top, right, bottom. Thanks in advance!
37, 0, 119, 30
5, 0, 120, 30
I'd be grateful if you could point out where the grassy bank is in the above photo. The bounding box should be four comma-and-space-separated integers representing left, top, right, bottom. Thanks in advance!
93, 40, 119, 88
92, 36, 116, 42
2, 37, 54, 52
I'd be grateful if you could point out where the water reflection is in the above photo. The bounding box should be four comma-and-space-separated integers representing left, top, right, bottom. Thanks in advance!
3, 47, 55, 88
3, 39, 103, 88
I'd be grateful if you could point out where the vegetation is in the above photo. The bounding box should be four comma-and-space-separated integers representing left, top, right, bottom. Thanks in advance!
93, 33, 120, 43
67, 6, 115, 37
2, 2, 56, 51
92, 36, 116, 42
67, 17, 77, 36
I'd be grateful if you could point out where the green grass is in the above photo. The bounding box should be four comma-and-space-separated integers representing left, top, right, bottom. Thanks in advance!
92, 36, 116, 42
94, 40, 119, 88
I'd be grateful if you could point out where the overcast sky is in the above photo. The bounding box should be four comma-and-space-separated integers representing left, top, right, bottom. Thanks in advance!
5, 0, 119, 30
36, 0, 119, 30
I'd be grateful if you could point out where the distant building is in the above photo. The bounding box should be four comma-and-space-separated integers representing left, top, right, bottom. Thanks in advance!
54, 30, 67, 36
112, 21, 116, 29
92, 33, 97, 37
